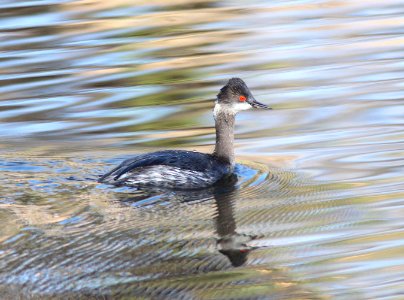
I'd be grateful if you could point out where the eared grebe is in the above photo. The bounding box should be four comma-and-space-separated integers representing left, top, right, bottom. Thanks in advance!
99, 78, 271, 189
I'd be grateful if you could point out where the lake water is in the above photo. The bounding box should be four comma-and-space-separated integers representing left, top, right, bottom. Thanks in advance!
0, 0, 403, 299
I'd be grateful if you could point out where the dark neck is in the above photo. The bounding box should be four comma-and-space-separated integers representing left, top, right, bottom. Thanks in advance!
213, 107, 235, 166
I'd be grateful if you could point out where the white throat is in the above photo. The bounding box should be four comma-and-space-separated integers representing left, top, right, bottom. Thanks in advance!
213, 102, 251, 118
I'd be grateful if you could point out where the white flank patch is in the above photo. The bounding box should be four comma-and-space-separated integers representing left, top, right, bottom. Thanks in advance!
124, 165, 217, 189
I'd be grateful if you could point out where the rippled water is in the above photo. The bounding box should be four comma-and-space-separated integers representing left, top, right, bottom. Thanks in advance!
1, 0, 404, 299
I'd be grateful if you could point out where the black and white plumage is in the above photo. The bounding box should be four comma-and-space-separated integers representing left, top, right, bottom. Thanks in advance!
99, 150, 231, 189
99, 78, 271, 190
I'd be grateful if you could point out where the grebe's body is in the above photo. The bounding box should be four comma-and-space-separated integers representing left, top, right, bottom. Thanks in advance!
99, 150, 231, 189
99, 78, 270, 189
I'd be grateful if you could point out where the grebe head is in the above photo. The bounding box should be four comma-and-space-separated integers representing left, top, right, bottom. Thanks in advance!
215, 78, 271, 116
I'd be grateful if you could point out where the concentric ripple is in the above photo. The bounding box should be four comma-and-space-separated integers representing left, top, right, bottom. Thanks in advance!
0, 149, 390, 299
1, 0, 404, 299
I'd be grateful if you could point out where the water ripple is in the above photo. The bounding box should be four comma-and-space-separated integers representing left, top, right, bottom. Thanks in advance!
1, 0, 404, 298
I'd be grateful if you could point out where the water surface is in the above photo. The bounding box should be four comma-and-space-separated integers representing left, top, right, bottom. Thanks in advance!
0, 0, 403, 299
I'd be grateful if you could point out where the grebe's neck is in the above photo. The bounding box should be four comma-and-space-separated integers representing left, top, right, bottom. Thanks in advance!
213, 103, 235, 167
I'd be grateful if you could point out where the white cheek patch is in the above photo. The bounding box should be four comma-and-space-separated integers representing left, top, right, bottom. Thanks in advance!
214, 102, 252, 116
233, 102, 252, 112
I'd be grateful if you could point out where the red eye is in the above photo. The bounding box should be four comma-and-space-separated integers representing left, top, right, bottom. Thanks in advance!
239, 95, 246, 102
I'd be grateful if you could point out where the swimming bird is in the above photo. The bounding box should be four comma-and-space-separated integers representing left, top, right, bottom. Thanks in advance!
99, 78, 271, 189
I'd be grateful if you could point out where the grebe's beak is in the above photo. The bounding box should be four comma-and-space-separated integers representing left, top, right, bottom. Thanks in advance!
248, 96, 272, 110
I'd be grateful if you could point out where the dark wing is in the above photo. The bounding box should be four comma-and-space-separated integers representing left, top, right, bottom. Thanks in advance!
99, 150, 225, 182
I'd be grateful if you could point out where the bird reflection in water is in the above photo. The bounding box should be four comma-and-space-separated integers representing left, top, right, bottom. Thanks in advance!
115, 173, 259, 268
213, 174, 258, 267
